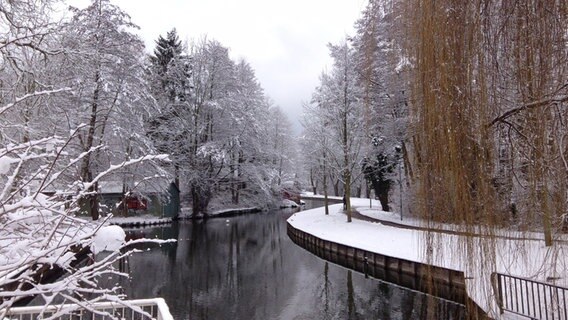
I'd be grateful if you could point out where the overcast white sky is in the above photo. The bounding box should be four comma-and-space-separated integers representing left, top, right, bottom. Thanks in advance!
67, 0, 367, 134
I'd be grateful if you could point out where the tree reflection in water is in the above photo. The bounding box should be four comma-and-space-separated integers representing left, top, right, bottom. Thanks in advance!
116, 210, 465, 320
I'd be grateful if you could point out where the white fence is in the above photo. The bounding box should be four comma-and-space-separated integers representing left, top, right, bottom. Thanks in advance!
1, 298, 173, 320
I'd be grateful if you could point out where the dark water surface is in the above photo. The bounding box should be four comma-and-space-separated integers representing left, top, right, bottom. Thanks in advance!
118, 205, 465, 320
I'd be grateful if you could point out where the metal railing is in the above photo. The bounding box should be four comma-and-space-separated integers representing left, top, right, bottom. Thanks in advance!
493, 272, 568, 319
1, 298, 173, 320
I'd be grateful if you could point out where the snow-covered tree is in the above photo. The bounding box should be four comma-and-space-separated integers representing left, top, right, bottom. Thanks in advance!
302, 79, 336, 215
481, 1, 568, 244
0, 0, 169, 314
58, 0, 165, 220
147, 29, 189, 188
146, 35, 296, 215
351, 0, 411, 212
303, 41, 366, 221
404, 0, 568, 246
266, 105, 295, 186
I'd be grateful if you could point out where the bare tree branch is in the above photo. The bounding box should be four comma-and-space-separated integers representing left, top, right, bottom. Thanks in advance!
488, 94, 568, 128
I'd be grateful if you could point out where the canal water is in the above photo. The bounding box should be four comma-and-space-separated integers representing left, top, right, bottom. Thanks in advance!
117, 204, 465, 319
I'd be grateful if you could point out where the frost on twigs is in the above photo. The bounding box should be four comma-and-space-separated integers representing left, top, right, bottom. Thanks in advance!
0, 192, 174, 319
0, 0, 175, 318
0, 137, 172, 318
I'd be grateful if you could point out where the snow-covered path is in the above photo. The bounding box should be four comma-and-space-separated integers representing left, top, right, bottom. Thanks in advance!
289, 196, 568, 319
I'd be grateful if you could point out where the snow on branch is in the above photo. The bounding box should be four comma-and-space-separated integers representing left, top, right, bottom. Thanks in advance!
0, 136, 64, 158
0, 87, 71, 116
81, 154, 170, 192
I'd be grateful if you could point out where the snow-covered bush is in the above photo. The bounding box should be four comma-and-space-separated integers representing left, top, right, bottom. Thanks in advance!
0, 137, 171, 317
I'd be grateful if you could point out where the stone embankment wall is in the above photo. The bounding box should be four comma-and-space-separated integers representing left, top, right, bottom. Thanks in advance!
287, 222, 466, 303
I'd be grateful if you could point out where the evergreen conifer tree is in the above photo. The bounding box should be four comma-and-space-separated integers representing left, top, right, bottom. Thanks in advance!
150, 29, 185, 101
147, 29, 190, 188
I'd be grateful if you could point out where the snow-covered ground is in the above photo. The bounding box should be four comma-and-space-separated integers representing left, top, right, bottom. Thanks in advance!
210, 207, 261, 215
356, 205, 568, 243
78, 205, 263, 226
280, 199, 299, 208
301, 192, 342, 201
179, 206, 262, 219
288, 197, 568, 319
105, 215, 172, 226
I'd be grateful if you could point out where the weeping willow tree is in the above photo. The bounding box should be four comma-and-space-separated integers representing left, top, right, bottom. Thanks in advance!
404, 0, 568, 316
406, 2, 498, 316
408, 0, 498, 236
485, 0, 568, 247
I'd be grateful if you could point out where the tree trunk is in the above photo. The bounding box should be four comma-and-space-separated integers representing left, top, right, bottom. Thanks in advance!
191, 184, 211, 218
378, 191, 390, 212
89, 182, 99, 220
323, 148, 329, 215
231, 181, 236, 204
402, 141, 413, 184
121, 183, 128, 217
341, 43, 352, 222
234, 186, 239, 205
81, 69, 102, 220
541, 188, 553, 246
345, 169, 352, 222
174, 164, 180, 192
333, 180, 340, 197
310, 168, 317, 195
277, 157, 283, 186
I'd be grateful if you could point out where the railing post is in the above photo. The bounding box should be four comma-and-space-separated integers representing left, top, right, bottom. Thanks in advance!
491, 273, 504, 314
492, 272, 568, 319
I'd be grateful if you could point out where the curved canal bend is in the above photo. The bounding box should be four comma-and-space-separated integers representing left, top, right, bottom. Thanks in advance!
116, 201, 466, 319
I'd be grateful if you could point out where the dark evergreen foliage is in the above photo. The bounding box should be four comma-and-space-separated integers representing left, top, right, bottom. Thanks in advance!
147, 29, 190, 188
363, 153, 395, 211
150, 29, 182, 75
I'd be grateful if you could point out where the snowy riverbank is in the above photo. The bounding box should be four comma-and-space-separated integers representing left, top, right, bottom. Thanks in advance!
88, 206, 264, 227
288, 197, 568, 318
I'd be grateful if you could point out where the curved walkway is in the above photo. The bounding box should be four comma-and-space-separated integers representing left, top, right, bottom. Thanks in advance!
302, 194, 559, 243
349, 206, 563, 243
295, 197, 568, 319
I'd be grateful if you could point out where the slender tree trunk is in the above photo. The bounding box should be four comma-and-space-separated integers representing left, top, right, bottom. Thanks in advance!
341, 42, 352, 222
235, 184, 239, 205
191, 184, 211, 218
345, 170, 352, 222
310, 168, 317, 195
323, 147, 329, 215
191, 185, 200, 218
277, 157, 283, 186
541, 188, 553, 246
231, 181, 237, 204
81, 69, 101, 220
121, 182, 128, 217
333, 180, 340, 197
